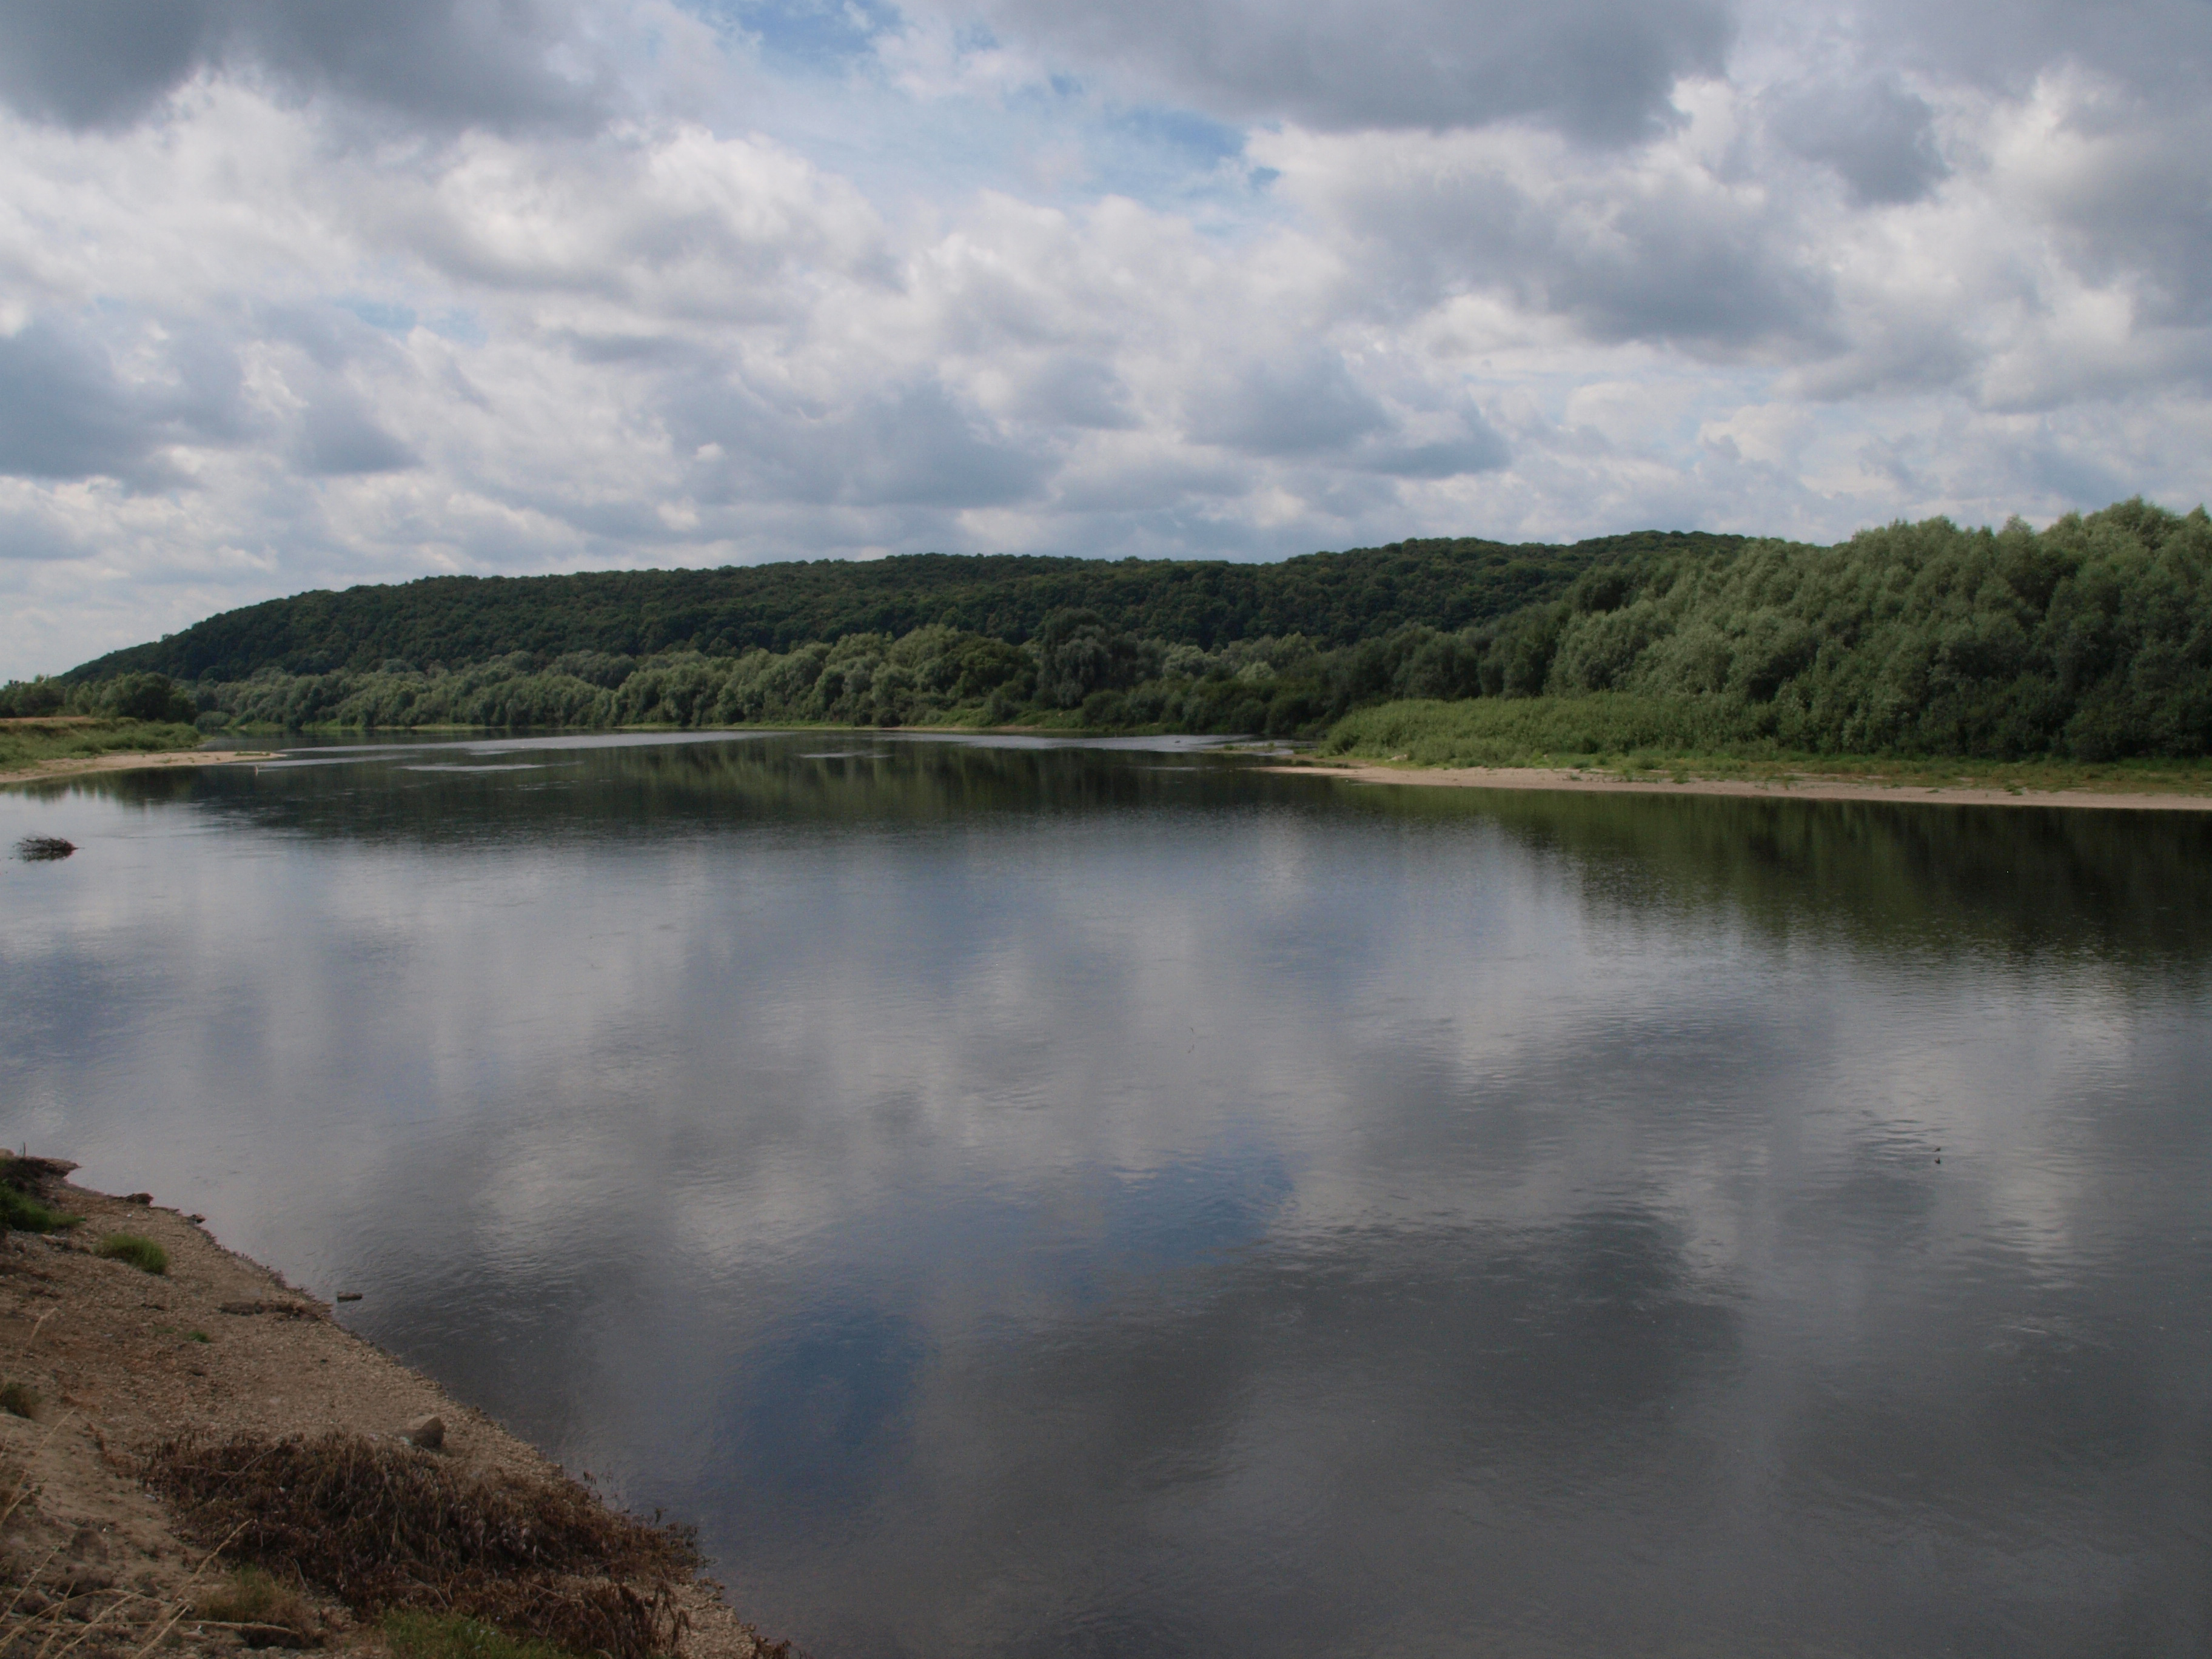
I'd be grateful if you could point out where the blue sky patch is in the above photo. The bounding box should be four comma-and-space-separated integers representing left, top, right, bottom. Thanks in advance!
339, 298, 418, 336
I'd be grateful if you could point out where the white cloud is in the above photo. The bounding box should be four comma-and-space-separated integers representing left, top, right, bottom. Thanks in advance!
1, 0, 2210, 674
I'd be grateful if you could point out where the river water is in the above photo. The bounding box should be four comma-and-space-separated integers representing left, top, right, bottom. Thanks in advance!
4, 732, 2209, 1656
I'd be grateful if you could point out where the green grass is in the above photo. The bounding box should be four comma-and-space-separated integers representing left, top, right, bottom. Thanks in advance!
94, 1233, 169, 1274
1321, 697, 2212, 796
383, 1612, 584, 1659
0, 717, 201, 776
1326, 694, 1784, 767
0, 1185, 78, 1234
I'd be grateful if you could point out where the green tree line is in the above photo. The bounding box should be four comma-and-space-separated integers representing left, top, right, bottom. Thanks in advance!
0, 672, 199, 724
7, 501, 2206, 760
1415, 496, 2212, 761
56, 532, 1724, 683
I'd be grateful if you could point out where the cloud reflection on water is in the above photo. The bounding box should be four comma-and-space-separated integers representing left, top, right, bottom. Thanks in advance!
2, 736, 2208, 1655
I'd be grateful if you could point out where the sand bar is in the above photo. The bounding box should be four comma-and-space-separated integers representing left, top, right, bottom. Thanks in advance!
1262, 760, 2212, 812
0, 750, 277, 789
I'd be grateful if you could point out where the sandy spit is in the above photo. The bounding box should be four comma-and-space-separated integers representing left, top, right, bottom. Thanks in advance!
1260, 760, 2212, 812
0, 1173, 779, 1659
0, 751, 277, 789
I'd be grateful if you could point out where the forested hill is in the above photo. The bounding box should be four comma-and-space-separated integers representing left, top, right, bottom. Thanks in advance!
64, 531, 1737, 683
19, 500, 2210, 760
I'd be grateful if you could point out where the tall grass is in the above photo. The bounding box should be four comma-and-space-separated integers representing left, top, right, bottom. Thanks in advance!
0, 1156, 79, 1233
1323, 695, 1777, 768
0, 717, 201, 775
0, 1186, 78, 1234
95, 1233, 169, 1274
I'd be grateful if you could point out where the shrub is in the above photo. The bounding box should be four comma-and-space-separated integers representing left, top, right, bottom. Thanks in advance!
147, 1433, 699, 1659
0, 1185, 78, 1233
0, 1156, 80, 1233
1324, 694, 1772, 768
95, 1233, 169, 1274
100, 672, 197, 724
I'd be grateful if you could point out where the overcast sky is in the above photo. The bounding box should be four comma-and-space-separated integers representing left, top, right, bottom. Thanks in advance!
4, 0, 2211, 675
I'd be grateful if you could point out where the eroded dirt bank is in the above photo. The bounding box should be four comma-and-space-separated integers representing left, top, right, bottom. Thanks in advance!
0, 1166, 783, 1659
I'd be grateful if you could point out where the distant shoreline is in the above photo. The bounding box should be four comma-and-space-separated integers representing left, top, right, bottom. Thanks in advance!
1261, 759, 2212, 812
13, 736, 2210, 814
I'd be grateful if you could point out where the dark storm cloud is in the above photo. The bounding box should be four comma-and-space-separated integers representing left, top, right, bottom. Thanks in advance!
1824, 0, 2212, 329
0, 320, 248, 485
1769, 78, 1948, 206
1183, 353, 1387, 456
2022, 116, 2212, 331
677, 375, 1047, 509
0, 0, 608, 131
1324, 163, 1834, 355
1357, 424, 1510, 478
1529, 204, 1832, 354
1866, 0, 2212, 104
0, 506, 89, 563
1182, 354, 1509, 475
294, 395, 420, 476
954, 0, 1734, 144
1010, 356, 1139, 431
0, 324, 155, 480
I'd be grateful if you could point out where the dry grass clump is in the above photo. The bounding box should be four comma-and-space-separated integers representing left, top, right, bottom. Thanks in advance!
195, 1564, 321, 1647
384, 1612, 579, 1659
146, 1433, 697, 1659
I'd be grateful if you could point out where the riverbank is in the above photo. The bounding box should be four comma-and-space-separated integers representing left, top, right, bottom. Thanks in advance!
0, 750, 279, 789
0, 720, 268, 789
1266, 757, 2212, 811
0, 1164, 782, 1659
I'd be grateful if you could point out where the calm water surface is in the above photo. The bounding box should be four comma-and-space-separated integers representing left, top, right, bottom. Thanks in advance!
4, 732, 2210, 1657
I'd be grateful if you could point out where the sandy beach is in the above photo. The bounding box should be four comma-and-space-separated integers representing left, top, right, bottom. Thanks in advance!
0, 751, 277, 789
0, 1167, 781, 1659
1262, 759, 2212, 812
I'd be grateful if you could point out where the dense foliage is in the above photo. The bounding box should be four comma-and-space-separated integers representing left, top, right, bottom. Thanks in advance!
59, 532, 1723, 683
160, 622, 1466, 737
1441, 497, 2212, 760
0, 671, 196, 723
10, 501, 2207, 760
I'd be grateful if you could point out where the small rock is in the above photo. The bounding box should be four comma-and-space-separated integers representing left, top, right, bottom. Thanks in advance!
403, 1414, 444, 1450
